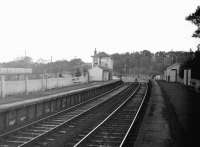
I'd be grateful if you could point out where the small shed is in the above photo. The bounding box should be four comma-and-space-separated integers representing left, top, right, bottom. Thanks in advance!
88, 66, 112, 81
164, 63, 181, 82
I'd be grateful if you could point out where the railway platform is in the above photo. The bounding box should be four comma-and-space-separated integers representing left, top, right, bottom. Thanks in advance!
158, 81, 200, 146
0, 81, 107, 105
134, 80, 172, 147
0, 80, 122, 136
135, 80, 200, 147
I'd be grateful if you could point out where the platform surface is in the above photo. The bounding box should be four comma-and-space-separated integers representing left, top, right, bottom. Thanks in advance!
158, 81, 200, 146
134, 80, 172, 147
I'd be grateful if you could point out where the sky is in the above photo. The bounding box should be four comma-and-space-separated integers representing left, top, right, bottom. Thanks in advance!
0, 0, 199, 63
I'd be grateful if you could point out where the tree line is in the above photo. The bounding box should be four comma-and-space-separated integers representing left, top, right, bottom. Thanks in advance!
0, 50, 193, 78
111, 50, 191, 76
0, 57, 90, 78
179, 6, 200, 79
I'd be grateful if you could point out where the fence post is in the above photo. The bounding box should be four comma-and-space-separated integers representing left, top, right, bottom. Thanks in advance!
184, 70, 187, 85
188, 69, 191, 86
57, 73, 59, 88
25, 74, 29, 95
42, 73, 46, 91
1, 75, 5, 98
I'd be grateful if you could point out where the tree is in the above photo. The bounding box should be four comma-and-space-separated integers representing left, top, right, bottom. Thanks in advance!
179, 6, 200, 79
111, 50, 190, 76
70, 58, 84, 65
2, 56, 33, 68
0, 56, 87, 75
186, 6, 200, 38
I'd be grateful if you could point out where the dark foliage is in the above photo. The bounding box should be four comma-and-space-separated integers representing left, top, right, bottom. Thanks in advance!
179, 51, 200, 79
180, 6, 200, 79
111, 50, 191, 76
186, 6, 200, 38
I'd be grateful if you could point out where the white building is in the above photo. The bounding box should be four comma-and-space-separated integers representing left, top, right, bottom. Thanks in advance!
164, 63, 181, 82
88, 49, 113, 81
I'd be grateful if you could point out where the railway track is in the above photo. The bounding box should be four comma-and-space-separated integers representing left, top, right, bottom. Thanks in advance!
0, 83, 138, 147
74, 83, 148, 147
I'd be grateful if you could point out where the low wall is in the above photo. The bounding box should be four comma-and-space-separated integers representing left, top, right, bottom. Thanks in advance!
0, 75, 88, 97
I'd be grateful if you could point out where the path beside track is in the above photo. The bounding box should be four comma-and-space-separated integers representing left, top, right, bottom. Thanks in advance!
134, 80, 172, 147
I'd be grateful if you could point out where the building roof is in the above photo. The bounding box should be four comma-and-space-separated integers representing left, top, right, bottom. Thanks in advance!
166, 63, 181, 70
96, 52, 110, 57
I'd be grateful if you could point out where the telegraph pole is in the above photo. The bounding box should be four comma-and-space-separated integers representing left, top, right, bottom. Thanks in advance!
25, 49, 27, 57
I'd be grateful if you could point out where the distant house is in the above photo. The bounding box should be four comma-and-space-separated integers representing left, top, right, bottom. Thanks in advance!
88, 49, 113, 81
164, 63, 181, 82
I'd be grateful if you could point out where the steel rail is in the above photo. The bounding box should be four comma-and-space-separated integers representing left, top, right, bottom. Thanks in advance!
74, 83, 143, 147
18, 84, 132, 147
119, 82, 148, 147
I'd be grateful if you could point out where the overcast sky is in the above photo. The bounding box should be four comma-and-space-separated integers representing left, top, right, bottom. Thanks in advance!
0, 0, 199, 63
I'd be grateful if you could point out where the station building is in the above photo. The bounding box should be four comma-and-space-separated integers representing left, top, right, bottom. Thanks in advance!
164, 62, 191, 85
164, 63, 181, 82
88, 49, 113, 81
163, 62, 200, 92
